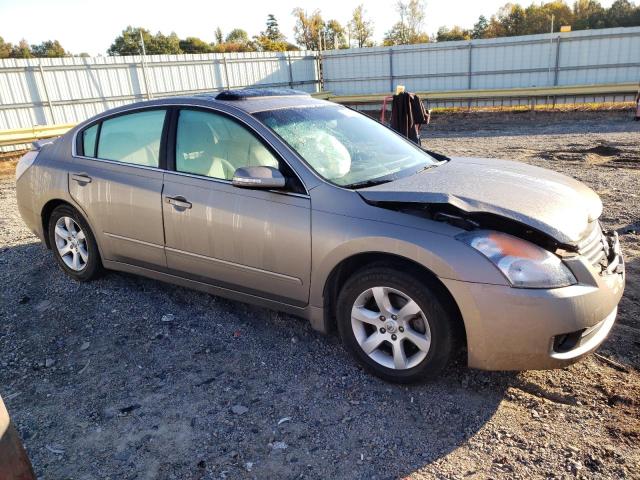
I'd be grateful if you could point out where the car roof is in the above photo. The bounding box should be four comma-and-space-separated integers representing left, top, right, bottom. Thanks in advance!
184, 88, 332, 114
73, 89, 335, 131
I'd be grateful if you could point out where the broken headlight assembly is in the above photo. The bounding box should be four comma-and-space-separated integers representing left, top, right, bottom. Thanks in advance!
457, 230, 577, 289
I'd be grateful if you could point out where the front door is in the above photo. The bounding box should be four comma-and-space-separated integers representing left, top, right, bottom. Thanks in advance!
162, 108, 311, 305
69, 109, 167, 269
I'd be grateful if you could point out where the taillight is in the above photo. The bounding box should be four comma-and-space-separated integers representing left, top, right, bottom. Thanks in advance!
15, 150, 38, 181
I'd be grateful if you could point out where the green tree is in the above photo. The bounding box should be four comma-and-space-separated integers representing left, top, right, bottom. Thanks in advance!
149, 32, 181, 54
292, 8, 325, 50
255, 14, 298, 51
573, 0, 607, 30
436, 26, 471, 42
523, 1, 573, 34
349, 4, 375, 47
214, 27, 224, 45
31, 40, 67, 57
499, 4, 528, 36
437, 0, 639, 40
108, 27, 153, 55
471, 15, 490, 38
606, 0, 639, 26
265, 14, 286, 42
108, 27, 184, 55
383, 0, 429, 45
0, 37, 12, 58
324, 19, 347, 49
225, 28, 250, 44
218, 29, 256, 52
179, 37, 213, 54
11, 39, 32, 58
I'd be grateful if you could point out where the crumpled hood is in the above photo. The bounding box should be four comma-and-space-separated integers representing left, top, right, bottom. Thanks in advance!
358, 157, 602, 245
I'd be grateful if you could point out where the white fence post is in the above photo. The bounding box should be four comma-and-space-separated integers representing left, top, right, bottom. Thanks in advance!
287, 53, 294, 89
388, 48, 394, 93
38, 63, 56, 124
222, 55, 230, 90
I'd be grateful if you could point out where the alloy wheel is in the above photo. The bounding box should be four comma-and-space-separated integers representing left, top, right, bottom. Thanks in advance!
54, 216, 88, 271
351, 286, 431, 370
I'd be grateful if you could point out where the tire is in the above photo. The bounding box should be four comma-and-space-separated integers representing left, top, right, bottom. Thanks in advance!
337, 265, 455, 383
47, 204, 102, 281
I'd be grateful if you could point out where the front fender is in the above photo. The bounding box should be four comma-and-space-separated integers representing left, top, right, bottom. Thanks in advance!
309, 209, 508, 308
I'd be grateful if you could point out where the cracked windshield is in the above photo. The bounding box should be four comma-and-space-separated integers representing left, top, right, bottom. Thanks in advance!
255, 105, 438, 187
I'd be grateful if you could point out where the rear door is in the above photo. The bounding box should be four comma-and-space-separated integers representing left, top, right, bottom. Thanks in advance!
69, 108, 168, 269
161, 108, 311, 305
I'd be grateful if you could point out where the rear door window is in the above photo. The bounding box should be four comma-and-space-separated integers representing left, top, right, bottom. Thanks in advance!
82, 123, 99, 157
96, 110, 166, 167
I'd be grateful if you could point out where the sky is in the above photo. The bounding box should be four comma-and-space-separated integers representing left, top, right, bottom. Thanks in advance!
0, 0, 616, 55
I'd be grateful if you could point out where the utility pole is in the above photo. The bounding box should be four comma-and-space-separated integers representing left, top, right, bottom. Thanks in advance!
139, 30, 152, 100
548, 14, 555, 86
139, 30, 147, 57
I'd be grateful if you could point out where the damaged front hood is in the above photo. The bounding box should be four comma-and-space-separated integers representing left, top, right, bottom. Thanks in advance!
358, 156, 602, 245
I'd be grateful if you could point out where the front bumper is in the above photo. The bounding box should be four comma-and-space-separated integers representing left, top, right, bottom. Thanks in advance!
442, 241, 625, 371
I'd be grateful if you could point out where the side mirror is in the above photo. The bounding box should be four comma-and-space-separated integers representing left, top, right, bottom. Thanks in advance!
232, 166, 286, 189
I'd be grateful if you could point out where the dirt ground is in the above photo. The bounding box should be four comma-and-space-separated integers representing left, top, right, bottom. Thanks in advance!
0, 110, 639, 480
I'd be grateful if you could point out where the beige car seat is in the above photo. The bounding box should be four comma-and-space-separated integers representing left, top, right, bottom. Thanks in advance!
177, 121, 235, 179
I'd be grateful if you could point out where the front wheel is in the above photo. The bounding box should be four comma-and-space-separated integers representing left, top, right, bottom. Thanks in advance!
337, 266, 456, 383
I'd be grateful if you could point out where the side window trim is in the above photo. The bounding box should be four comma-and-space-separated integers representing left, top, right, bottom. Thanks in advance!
93, 122, 102, 158
77, 122, 99, 158
165, 107, 179, 172
170, 106, 307, 195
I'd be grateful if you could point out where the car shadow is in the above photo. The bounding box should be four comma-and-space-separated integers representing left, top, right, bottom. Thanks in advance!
1, 241, 513, 479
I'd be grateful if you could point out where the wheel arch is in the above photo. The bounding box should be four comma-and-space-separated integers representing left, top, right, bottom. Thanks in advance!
321, 251, 467, 350
41, 199, 99, 254
41, 199, 71, 248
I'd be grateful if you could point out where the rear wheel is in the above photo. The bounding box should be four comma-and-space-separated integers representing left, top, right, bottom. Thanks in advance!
47, 205, 102, 281
337, 266, 455, 383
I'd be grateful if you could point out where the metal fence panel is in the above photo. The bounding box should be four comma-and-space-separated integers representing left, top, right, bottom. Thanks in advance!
322, 26, 640, 95
0, 51, 318, 134
1, 26, 639, 152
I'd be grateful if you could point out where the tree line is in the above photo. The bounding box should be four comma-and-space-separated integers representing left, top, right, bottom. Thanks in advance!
0, 39, 78, 59
437, 0, 640, 41
1, 0, 639, 59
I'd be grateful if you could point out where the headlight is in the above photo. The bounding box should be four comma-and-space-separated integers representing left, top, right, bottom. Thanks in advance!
457, 230, 576, 289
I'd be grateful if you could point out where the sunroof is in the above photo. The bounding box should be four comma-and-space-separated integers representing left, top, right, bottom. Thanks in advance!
214, 88, 310, 101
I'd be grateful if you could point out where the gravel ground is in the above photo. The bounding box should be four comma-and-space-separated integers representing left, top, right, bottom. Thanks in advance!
1, 110, 639, 479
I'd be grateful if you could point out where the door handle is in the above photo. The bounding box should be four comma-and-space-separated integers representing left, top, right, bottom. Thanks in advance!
71, 173, 92, 184
165, 196, 192, 209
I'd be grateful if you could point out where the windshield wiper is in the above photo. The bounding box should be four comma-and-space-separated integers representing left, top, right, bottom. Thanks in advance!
345, 178, 393, 189
415, 160, 446, 174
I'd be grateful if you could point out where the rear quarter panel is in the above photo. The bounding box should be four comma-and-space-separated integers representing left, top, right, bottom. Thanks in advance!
15, 129, 107, 258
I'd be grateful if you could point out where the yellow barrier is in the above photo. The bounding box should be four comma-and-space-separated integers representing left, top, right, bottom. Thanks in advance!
314, 82, 639, 104
0, 124, 75, 147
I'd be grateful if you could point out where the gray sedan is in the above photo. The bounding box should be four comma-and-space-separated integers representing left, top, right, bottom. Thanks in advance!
15, 89, 625, 383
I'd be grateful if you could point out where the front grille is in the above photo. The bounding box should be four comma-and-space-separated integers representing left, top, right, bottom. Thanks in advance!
577, 222, 608, 270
